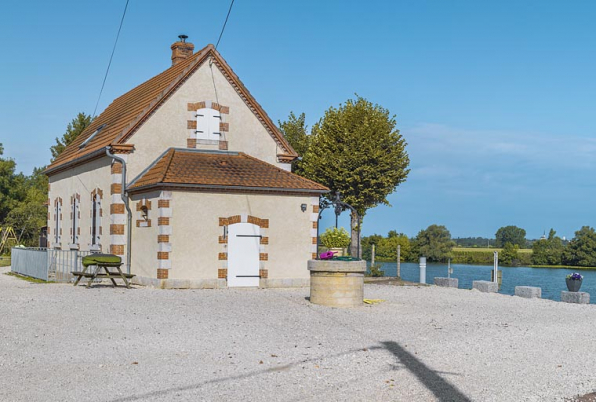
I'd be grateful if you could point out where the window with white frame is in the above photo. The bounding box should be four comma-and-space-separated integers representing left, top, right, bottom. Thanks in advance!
71, 195, 80, 247
195, 108, 221, 141
54, 199, 62, 246
91, 193, 101, 248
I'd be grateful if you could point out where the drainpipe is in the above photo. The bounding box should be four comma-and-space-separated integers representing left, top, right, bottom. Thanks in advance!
105, 147, 132, 274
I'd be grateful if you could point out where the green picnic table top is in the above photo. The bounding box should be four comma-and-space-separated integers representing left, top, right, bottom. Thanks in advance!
82, 254, 122, 267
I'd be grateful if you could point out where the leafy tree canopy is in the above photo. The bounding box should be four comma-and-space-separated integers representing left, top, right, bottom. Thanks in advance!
562, 226, 596, 267
279, 112, 310, 169
50, 112, 93, 161
413, 224, 455, 262
495, 225, 527, 248
300, 96, 410, 256
531, 228, 564, 266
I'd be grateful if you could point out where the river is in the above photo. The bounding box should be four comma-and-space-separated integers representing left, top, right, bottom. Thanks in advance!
370, 262, 596, 304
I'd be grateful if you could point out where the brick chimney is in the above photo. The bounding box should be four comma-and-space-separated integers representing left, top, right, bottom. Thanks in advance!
171, 35, 194, 66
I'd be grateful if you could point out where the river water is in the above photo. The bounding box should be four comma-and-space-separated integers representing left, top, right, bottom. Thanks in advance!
371, 262, 596, 304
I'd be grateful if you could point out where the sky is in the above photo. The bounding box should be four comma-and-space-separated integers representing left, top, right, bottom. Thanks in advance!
1, 0, 596, 240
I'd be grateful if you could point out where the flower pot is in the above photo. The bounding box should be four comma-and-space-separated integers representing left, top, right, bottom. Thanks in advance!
566, 278, 582, 292
329, 248, 345, 257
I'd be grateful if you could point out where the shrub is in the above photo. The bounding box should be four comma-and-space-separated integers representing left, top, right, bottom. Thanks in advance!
320, 227, 351, 249
368, 264, 385, 277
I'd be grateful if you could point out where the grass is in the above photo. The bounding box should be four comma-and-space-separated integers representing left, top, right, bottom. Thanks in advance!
529, 265, 596, 270
454, 247, 533, 254
4, 272, 52, 283
0, 257, 10, 267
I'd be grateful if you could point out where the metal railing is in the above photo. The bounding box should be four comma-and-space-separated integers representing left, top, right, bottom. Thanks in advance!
11, 247, 94, 282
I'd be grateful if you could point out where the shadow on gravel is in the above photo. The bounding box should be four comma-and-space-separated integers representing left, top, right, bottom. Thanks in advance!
382, 341, 471, 402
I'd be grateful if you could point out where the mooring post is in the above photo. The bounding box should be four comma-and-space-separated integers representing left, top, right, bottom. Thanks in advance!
397, 244, 401, 278
419, 257, 426, 284
371, 244, 375, 267
493, 251, 498, 284
448, 258, 452, 278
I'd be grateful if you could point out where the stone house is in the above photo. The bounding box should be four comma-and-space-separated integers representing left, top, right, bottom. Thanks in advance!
45, 38, 328, 288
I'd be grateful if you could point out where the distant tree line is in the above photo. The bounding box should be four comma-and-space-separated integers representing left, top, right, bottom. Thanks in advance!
363, 224, 596, 268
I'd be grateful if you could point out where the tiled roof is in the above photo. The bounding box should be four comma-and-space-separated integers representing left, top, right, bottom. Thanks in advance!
128, 149, 329, 194
46, 44, 297, 173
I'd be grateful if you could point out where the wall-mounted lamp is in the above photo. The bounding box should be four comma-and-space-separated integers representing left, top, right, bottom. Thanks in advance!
301, 204, 307, 212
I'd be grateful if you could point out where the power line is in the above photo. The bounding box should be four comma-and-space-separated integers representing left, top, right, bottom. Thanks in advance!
92, 0, 130, 117
215, 0, 235, 50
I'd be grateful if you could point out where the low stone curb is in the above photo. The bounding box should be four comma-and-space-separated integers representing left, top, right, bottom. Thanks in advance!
472, 280, 498, 293
561, 291, 590, 304
515, 286, 542, 299
434, 277, 458, 288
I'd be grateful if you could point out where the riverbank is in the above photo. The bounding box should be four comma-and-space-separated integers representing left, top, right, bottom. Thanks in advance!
1, 266, 594, 401
371, 259, 596, 270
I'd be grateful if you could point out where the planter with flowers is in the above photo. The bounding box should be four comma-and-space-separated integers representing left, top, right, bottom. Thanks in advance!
320, 227, 351, 257
566, 273, 583, 292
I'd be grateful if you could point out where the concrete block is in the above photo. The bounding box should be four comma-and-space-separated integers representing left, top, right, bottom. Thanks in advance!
472, 280, 498, 293
515, 286, 542, 299
434, 277, 458, 288
561, 291, 590, 304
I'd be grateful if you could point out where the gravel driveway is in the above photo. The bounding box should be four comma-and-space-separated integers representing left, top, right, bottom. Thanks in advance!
1, 267, 595, 401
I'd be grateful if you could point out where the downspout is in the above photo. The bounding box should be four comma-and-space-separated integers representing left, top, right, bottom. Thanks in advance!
105, 147, 132, 274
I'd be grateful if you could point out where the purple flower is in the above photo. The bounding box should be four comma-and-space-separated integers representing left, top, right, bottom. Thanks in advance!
566, 272, 583, 280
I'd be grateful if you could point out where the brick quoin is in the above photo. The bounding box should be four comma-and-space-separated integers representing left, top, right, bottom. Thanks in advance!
110, 224, 125, 235
187, 120, 197, 129
219, 122, 229, 132
110, 245, 124, 255
218, 141, 228, 150
157, 269, 169, 279
158, 200, 170, 208
187, 101, 206, 111
312, 253, 318, 260
218, 269, 227, 279
158, 217, 170, 226
157, 235, 170, 243
111, 163, 123, 174
313, 205, 320, 213
259, 269, 268, 279
187, 138, 197, 148
218, 253, 228, 261
219, 106, 230, 114
259, 253, 268, 261
260, 237, 269, 245
157, 252, 169, 260
111, 204, 125, 214
111, 183, 122, 195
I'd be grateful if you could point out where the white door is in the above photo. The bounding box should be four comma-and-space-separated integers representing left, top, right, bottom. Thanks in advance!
227, 223, 260, 287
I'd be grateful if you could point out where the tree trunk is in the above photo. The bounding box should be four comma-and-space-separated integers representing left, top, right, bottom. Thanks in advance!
350, 211, 361, 258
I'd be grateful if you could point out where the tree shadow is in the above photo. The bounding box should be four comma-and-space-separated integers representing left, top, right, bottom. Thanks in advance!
381, 341, 471, 402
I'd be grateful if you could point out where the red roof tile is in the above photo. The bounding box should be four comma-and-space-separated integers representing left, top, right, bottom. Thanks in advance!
128, 149, 328, 194
46, 44, 297, 174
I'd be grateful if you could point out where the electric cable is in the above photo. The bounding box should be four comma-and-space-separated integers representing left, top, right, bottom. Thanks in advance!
92, 0, 130, 117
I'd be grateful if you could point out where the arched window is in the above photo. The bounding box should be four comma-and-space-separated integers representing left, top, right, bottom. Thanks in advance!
91, 192, 102, 248
195, 108, 221, 141
54, 198, 62, 246
70, 194, 80, 247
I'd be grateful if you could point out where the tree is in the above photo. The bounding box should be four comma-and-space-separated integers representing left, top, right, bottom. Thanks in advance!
279, 112, 309, 174
562, 226, 596, 267
0, 144, 27, 224
413, 224, 455, 262
531, 228, 564, 266
51, 112, 93, 161
301, 96, 410, 257
495, 225, 527, 248
500, 242, 520, 266
376, 231, 411, 262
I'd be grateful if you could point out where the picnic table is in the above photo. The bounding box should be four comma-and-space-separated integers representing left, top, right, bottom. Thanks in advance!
72, 254, 134, 288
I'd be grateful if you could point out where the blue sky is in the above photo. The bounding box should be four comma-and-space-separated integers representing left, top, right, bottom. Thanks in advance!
1, 0, 595, 240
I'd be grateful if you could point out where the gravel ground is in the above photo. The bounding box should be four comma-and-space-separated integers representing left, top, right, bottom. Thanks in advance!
1, 267, 595, 402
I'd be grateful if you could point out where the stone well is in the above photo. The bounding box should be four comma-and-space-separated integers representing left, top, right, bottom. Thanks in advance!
308, 260, 367, 308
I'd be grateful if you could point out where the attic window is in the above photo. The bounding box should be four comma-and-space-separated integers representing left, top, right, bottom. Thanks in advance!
195, 108, 221, 141
79, 124, 106, 149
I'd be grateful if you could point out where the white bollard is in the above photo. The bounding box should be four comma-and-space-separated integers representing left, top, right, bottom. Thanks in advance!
419, 257, 426, 284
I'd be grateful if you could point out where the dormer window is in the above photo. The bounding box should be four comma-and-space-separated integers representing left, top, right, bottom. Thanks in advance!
195, 108, 221, 141
79, 124, 106, 149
